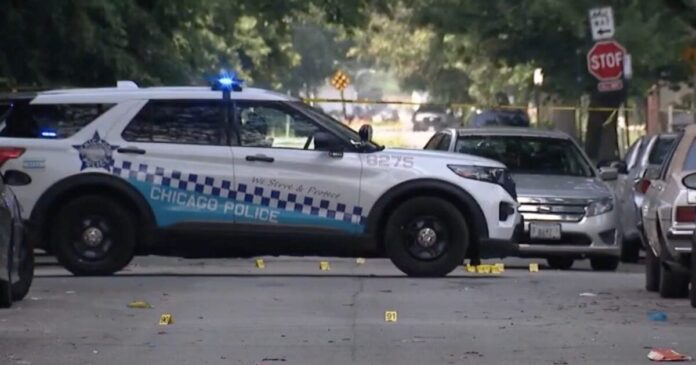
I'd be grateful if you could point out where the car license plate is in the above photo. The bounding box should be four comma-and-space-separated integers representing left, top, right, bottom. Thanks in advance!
529, 223, 561, 240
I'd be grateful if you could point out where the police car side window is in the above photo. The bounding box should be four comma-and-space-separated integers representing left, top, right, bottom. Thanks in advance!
424, 134, 443, 150
235, 102, 323, 150
122, 101, 224, 145
437, 134, 452, 151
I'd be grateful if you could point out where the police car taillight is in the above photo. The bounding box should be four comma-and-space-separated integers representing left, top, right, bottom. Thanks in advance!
0, 147, 25, 167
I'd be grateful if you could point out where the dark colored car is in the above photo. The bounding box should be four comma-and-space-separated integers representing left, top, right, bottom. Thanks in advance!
0, 177, 33, 308
468, 109, 530, 128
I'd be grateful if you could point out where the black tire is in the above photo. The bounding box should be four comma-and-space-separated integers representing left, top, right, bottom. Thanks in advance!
659, 264, 689, 299
645, 246, 661, 292
384, 197, 469, 277
0, 240, 12, 308
11, 228, 33, 301
546, 257, 574, 270
51, 195, 136, 276
590, 257, 619, 271
620, 237, 640, 263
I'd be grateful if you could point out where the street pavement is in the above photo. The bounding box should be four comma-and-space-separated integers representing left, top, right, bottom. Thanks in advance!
1, 255, 695, 365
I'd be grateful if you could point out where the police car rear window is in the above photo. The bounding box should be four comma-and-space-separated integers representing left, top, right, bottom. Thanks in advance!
122, 101, 224, 145
0, 102, 113, 139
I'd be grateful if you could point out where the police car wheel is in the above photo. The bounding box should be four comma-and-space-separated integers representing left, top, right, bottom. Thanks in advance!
385, 197, 468, 277
12, 228, 33, 301
0, 241, 12, 308
51, 195, 136, 276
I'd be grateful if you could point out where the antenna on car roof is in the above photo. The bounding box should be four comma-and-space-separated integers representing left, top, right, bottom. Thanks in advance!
116, 80, 138, 89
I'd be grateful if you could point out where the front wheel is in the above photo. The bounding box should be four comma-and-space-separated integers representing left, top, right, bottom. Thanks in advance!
51, 196, 136, 276
12, 228, 33, 301
590, 257, 619, 271
645, 246, 660, 292
385, 197, 469, 277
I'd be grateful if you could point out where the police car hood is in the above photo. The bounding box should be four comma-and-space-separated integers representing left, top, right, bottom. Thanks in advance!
384, 148, 505, 167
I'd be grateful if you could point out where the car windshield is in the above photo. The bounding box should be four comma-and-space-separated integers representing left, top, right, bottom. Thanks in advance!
456, 135, 594, 177
648, 135, 677, 165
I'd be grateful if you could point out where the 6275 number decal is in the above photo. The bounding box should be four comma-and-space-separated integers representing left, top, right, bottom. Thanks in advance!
366, 155, 414, 168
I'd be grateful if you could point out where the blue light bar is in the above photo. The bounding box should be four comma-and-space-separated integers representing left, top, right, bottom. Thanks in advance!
40, 130, 57, 138
211, 71, 243, 92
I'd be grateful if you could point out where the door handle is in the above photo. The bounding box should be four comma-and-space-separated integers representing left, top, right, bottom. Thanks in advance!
117, 147, 146, 155
246, 155, 274, 163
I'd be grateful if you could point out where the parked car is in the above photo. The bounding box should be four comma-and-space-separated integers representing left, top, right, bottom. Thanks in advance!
426, 127, 621, 271
411, 104, 460, 131
641, 125, 696, 298
467, 108, 530, 128
0, 175, 33, 308
613, 133, 677, 262
691, 232, 696, 308
0, 80, 520, 278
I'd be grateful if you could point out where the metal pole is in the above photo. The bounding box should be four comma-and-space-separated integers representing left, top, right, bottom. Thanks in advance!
340, 89, 348, 123
223, 89, 231, 144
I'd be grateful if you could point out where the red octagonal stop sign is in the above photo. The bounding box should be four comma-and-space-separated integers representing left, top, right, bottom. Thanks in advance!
587, 40, 626, 81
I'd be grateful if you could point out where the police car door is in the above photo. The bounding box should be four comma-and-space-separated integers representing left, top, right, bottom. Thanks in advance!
230, 100, 363, 234
108, 99, 235, 227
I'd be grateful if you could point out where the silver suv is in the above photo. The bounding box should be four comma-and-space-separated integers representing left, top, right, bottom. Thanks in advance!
426, 128, 621, 271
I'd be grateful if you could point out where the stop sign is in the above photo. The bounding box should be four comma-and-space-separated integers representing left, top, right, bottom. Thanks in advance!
587, 40, 626, 80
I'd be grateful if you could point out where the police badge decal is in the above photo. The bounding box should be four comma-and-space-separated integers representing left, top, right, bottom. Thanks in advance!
72, 131, 119, 171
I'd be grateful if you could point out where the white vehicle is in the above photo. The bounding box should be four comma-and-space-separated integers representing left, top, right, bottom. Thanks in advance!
0, 77, 520, 277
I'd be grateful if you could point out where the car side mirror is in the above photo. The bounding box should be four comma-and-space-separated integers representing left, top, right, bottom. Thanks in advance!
610, 160, 628, 174
599, 167, 618, 181
358, 124, 373, 143
313, 131, 344, 158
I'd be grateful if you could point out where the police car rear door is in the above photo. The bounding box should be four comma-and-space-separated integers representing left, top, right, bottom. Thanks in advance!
108, 99, 236, 228
230, 100, 364, 234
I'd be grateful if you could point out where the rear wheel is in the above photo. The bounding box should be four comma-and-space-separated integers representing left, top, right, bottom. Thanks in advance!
546, 257, 574, 270
0, 241, 12, 308
659, 263, 689, 299
590, 257, 619, 271
11, 228, 33, 301
645, 246, 660, 292
385, 197, 469, 277
51, 196, 136, 276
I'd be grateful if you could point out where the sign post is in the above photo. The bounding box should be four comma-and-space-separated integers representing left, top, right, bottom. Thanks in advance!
330, 70, 350, 122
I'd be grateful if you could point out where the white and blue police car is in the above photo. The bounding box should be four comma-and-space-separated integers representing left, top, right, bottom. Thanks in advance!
0, 76, 520, 277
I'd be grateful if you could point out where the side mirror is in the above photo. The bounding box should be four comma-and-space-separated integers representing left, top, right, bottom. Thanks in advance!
358, 124, 373, 143
599, 167, 618, 181
610, 160, 628, 174
313, 131, 344, 157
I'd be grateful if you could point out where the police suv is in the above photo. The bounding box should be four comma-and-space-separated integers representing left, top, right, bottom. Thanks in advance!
0, 77, 520, 277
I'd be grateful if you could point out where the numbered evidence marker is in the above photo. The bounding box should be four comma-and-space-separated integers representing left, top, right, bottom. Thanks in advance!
384, 310, 398, 322
159, 313, 174, 326
356, 257, 366, 265
476, 264, 492, 274
319, 261, 331, 271
255, 259, 265, 269
494, 263, 505, 273
529, 263, 540, 272
464, 263, 476, 273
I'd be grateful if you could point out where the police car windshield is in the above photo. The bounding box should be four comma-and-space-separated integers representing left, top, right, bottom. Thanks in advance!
290, 101, 382, 150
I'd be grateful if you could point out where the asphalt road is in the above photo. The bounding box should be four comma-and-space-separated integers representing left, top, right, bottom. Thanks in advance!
1, 255, 695, 365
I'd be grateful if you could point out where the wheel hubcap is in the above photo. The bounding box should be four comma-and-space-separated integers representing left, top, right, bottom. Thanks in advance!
403, 216, 449, 261
82, 227, 104, 247
416, 227, 437, 247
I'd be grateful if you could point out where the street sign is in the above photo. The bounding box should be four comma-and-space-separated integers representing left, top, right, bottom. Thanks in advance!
597, 80, 624, 92
587, 40, 626, 81
330, 70, 350, 91
588, 7, 615, 41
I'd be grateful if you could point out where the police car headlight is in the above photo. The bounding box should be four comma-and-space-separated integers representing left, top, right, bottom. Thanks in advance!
586, 197, 614, 217
448, 164, 506, 184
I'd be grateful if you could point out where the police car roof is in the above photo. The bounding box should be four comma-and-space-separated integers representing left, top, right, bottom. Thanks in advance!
33, 82, 296, 103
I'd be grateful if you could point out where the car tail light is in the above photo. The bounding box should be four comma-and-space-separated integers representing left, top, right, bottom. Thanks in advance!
675, 206, 696, 223
0, 147, 25, 168
636, 179, 651, 194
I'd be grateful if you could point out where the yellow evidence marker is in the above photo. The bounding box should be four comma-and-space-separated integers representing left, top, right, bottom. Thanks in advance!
255, 259, 265, 269
529, 263, 540, 272
494, 263, 505, 273
127, 300, 151, 309
464, 264, 476, 273
384, 310, 398, 322
158, 313, 174, 325
319, 261, 330, 271
490, 265, 502, 274
476, 264, 492, 274
356, 257, 366, 265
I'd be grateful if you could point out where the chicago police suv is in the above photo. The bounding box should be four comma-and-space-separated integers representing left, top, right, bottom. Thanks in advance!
0, 77, 519, 277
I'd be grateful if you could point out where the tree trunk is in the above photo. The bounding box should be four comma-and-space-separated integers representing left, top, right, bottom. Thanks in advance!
585, 90, 624, 163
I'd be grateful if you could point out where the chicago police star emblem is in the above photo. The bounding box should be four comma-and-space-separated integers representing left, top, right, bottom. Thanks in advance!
72, 131, 119, 171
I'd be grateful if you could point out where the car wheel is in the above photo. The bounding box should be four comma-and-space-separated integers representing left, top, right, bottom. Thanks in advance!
546, 257, 574, 270
11, 228, 33, 301
384, 197, 468, 277
645, 246, 660, 292
51, 195, 136, 276
659, 264, 689, 299
0, 239, 12, 308
590, 257, 619, 271
620, 237, 640, 263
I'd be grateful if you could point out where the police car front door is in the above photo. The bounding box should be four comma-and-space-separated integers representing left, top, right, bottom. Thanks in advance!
231, 101, 364, 234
